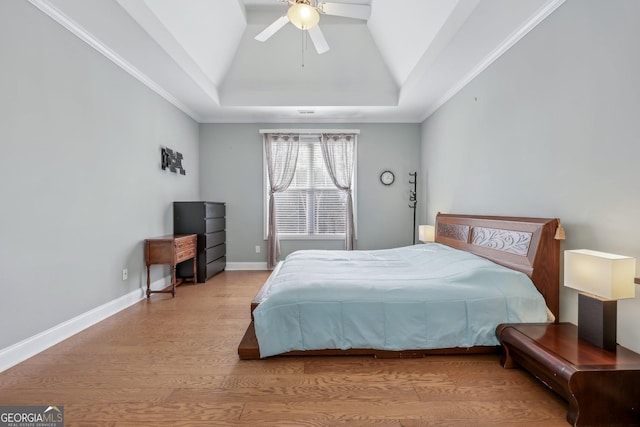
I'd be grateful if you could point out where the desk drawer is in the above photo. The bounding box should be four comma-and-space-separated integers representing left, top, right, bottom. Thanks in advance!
175, 236, 196, 250
176, 247, 196, 263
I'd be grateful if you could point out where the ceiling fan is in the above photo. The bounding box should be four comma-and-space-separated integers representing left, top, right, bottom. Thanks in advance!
255, 0, 371, 54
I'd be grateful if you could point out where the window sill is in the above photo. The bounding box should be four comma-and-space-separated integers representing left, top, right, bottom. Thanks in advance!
277, 235, 347, 241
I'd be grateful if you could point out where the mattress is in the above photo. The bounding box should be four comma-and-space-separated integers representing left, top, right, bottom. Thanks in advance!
253, 243, 549, 358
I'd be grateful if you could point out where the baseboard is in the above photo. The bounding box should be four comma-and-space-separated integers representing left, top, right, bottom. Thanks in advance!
0, 277, 170, 373
226, 262, 269, 271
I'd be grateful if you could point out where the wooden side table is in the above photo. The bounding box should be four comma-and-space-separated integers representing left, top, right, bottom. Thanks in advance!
497, 322, 640, 426
144, 234, 197, 298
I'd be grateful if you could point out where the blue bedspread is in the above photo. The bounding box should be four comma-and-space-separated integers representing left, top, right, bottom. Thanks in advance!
253, 243, 549, 358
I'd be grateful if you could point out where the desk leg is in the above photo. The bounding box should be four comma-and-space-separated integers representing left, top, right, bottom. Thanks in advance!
171, 265, 176, 298
193, 256, 197, 284
146, 265, 151, 298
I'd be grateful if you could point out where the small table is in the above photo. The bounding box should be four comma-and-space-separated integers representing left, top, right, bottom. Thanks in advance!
145, 234, 197, 298
497, 323, 640, 426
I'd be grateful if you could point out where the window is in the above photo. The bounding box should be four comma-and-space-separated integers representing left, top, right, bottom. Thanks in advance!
264, 133, 357, 239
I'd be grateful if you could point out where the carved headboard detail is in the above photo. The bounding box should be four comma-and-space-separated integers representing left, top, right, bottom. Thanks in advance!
470, 227, 532, 256
437, 223, 470, 242
435, 213, 560, 321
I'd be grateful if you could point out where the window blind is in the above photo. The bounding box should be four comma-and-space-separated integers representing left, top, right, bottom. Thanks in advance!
272, 138, 347, 236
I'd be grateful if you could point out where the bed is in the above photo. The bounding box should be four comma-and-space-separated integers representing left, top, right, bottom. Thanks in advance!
238, 213, 561, 359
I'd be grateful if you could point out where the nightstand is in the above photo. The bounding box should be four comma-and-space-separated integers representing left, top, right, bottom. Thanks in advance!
496, 323, 640, 426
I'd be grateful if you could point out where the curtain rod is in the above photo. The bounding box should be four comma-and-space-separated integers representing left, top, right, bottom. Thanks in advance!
259, 129, 360, 135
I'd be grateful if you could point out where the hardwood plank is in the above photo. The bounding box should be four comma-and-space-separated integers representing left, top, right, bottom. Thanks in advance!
0, 271, 568, 426
166, 384, 420, 404
220, 372, 453, 388
413, 382, 557, 402
0, 387, 172, 405
114, 420, 402, 427
240, 400, 567, 424
65, 402, 244, 424
0, 374, 226, 389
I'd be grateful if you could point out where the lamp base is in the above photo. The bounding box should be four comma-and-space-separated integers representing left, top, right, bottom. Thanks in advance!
578, 293, 617, 351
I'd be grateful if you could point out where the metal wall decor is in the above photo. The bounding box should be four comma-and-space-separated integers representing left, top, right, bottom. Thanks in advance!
161, 147, 186, 175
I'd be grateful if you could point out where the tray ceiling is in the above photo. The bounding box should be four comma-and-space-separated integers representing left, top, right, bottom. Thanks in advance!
29, 0, 565, 123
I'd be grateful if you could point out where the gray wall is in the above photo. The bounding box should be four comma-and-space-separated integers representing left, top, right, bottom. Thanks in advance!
0, 1, 199, 350
200, 123, 422, 262
421, 0, 640, 352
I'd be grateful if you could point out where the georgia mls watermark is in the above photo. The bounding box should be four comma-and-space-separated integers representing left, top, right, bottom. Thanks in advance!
0, 406, 63, 427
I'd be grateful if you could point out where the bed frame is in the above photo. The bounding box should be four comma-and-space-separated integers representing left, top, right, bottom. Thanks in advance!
238, 213, 561, 359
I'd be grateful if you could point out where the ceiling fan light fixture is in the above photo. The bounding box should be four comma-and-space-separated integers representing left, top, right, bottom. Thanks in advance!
287, 3, 320, 30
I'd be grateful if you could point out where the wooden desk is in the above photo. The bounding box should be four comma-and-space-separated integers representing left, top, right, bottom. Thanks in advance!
497, 323, 640, 426
145, 234, 197, 298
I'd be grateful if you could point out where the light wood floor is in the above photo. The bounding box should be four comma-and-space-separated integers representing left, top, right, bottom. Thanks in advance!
0, 271, 569, 426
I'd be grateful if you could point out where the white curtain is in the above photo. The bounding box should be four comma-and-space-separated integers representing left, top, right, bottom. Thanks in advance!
321, 134, 356, 250
264, 133, 300, 269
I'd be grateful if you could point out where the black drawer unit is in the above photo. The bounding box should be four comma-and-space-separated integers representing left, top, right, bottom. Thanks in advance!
173, 201, 226, 282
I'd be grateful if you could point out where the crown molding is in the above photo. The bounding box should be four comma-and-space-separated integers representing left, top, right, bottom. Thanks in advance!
421, 0, 566, 121
27, 0, 202, 122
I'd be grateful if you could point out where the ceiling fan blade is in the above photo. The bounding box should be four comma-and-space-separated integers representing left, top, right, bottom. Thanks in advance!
318, 2, 371, 20
255, 15, 290, 42
308, 25, 330, 54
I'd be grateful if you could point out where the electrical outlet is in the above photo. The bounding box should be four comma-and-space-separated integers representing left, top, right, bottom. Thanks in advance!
255, 245, 261, 254
122, 268, 128, 280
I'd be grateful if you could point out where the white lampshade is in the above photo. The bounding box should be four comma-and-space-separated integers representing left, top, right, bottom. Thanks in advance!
288, 3, 320, 30
564, 249, 636, 300
419, 225, 435, 243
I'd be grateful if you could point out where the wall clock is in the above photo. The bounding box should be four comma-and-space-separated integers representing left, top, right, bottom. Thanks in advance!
380, 170, 395, 186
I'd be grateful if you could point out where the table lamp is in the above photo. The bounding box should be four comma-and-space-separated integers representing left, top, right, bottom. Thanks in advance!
418, 225, 435, 243
564, 249, 636, 350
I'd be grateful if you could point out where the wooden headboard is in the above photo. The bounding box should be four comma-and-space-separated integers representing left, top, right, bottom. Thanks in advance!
435, 213, 560, 321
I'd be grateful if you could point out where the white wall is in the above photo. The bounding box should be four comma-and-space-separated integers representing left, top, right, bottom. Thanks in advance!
421, 0, 640, 352
199, 123, 422, 263
0, 1, 199, 351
